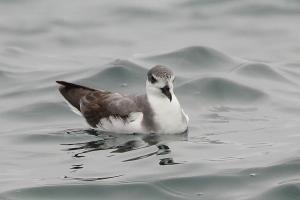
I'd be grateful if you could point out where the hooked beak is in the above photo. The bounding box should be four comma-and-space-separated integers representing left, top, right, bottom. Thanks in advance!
161, 85, 172, 102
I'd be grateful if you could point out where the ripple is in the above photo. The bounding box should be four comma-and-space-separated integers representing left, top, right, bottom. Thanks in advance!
176, 77, 268, 104
233, 63, 293, 83
50, 18, 104, 30
0, 70, 13, 81
178, 0, 238, 7
0, 183, 187, 200
250, 183, 300, 200
76, 59, 147, 92
230, 3, 300, 16
112, 6, 169, 20
4, 102, 74, 121
0, 23, 49, 36
240, 159, 300, 181
140, 46, 238, 72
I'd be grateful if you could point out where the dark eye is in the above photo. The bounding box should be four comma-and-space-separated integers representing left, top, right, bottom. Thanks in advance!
150, 75, 157, 83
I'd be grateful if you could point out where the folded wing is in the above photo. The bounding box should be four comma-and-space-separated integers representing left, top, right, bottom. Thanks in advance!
57, 81, 140, 127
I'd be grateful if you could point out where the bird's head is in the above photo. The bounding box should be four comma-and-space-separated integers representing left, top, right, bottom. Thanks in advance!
146, 65, 175, 102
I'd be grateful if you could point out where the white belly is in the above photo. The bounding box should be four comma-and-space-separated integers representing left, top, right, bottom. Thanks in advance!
96, 112, 146, 134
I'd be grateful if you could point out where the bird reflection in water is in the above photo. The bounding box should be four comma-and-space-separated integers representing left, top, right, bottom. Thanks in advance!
61, 129, 187, 166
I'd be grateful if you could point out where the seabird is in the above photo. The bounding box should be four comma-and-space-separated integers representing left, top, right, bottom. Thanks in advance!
56, 65, 189, 134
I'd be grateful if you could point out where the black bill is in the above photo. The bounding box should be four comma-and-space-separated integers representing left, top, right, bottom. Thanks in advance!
161, 85, 172, 102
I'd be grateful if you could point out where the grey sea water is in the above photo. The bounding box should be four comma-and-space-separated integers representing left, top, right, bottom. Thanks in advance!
1, 0, 300, 199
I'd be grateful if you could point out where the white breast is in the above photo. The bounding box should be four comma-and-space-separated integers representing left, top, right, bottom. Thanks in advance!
148, 94, 188, 134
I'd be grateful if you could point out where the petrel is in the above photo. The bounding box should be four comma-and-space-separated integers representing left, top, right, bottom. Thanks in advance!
56, 65, 189, 134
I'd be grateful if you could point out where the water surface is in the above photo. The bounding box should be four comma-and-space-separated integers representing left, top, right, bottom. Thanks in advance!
1, 0, 300, 200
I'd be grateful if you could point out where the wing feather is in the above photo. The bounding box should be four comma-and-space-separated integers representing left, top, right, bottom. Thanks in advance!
80, 91, 140, 127
57, 81, 142, 128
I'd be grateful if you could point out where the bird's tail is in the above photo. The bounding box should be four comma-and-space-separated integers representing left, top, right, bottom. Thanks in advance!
56, 81, 95, 112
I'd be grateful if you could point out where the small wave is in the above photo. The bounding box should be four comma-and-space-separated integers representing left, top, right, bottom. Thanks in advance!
178, 0, 237, 7
0, 23, 49, 36
4, 102, 75, 121
140, 46, 238, 72
280, 69, 300, 84
0, 60, 147, 99
76, 59, 147, 91
233, 63, 293, 83
176, 77, 268, 104
112, 6, 168, 20
230, 3, 300, 16
251, 183, 300, 200
0, 70, 10, 78
0, 183, 186, 200
0, 82, 59, 99
50, 18, 102, 29
0, 70, 18, 88
240, 158, 300, 178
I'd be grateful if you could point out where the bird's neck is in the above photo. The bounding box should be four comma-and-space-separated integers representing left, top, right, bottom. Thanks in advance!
146, 89, 181, 113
